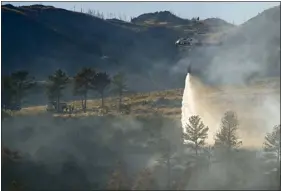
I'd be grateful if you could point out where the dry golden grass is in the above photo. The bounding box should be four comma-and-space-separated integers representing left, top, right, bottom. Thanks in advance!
13, 88, 183, 118
13, 77, 280, 120
16, 106, 47, 116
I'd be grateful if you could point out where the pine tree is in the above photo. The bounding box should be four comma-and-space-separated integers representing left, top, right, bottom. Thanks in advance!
263, 124, 280, 162
213, 111, 244, 188
9, 70, 35, 109
182, 115, 209, 189
47, 69, 69, 112
73, 68, 95, 112
214, 111, 242, 154
2, 75, 16, 109
92, 72, 111, 108
263, 124, 280, 187
157, 137, 174, 190
111, 72, 127, 111
183, 115, 209, 156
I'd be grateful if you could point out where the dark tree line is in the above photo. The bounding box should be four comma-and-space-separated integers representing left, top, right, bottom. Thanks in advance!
2, 71, 36, 110
2, 68, 127, 113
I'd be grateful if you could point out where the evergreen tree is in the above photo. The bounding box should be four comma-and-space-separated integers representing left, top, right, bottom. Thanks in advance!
263, 124, 280, 162
3, 71, 35, 109
184, 115, 209, 156
92, 72, 111, 108
111, 72, 127, 111
2, 75, 15, 109
47, 69, 69, 112
73, 68, 95, 112
214, 111, 242, 154
263, 124, 280, 187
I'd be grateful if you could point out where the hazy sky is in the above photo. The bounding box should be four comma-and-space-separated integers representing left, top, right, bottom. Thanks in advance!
3, 1, 280, 24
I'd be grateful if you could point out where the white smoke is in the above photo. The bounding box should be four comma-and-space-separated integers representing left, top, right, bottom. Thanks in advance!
181, 73, 222, 145
181, 71, 280, 147
180, 6, 280, 147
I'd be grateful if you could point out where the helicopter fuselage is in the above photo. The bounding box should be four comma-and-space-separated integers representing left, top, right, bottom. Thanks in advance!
175, 37, 222, 48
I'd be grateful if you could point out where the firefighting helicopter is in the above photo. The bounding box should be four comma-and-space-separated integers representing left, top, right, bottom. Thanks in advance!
175, 27, 224, 49
175, 37, 223, 48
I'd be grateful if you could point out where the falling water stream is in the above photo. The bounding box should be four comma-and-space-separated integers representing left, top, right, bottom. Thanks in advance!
181, 72, 280, 147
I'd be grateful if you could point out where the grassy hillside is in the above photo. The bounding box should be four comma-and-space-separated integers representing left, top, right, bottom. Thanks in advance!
11, 76, 280, 119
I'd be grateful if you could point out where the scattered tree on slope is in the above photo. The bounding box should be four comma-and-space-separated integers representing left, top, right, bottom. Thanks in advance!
73, 67, 96, 112
47, 69, 69, 112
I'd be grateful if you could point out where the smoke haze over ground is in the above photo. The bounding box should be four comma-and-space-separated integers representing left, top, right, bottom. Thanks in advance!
2, 3, 280, 191
2, 114, 280, 190
181, 73, 280, 147
180, 6, 280, 147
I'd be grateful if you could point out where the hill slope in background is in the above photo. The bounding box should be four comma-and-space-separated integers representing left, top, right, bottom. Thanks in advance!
2, 4, 233, 88
2, 5, 183, 83
131, 10, 234, 33
1, 4, 280, 95
131, 10, 191, 25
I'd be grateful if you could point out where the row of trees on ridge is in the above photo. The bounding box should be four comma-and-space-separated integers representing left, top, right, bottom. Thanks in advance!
2, 68, 128, 113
